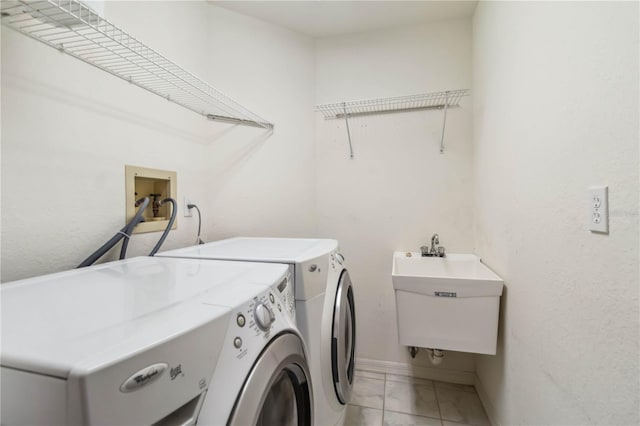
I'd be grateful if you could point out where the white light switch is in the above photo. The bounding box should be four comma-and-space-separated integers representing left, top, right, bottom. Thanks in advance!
589, 186, 608, 233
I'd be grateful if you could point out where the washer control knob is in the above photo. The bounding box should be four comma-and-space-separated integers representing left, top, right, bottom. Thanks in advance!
233, 337, 243, 348
254, 302, 275, 331
269, 293, 275, 303
335, 252, 345, 264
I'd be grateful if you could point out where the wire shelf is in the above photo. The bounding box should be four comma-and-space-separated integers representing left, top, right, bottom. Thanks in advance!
1, 0, 274, 129
315, 90, 469, 157
315, 89, 469, 120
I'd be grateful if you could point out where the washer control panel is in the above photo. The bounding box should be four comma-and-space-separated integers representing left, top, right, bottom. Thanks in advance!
228, 282, 294, 359
203, 277, 298, 425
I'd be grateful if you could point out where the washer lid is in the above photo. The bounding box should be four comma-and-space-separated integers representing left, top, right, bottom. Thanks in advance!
157, 237, 338, 264
1, 257, 288, 378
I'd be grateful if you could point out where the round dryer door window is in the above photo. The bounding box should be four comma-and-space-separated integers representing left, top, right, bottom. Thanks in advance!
229, 333, 313, 426
332, 269, 356, 404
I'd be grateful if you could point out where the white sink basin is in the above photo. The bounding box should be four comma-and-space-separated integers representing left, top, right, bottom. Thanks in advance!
392, 252, 503, 297
392, 252, 504, 354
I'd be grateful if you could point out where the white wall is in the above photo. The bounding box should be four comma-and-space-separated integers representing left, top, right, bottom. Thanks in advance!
472, 2, 639, 425
315, 20, 476, 375
1, 1, 316, 281
200, 6, 317, 239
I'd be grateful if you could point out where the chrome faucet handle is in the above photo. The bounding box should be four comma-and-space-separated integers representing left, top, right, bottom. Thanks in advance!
438, 246, 446, 257
420, 246, 430, 257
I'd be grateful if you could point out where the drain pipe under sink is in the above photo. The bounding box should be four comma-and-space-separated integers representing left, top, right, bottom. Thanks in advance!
427, 348, 445, 365
407, 346, 445, 365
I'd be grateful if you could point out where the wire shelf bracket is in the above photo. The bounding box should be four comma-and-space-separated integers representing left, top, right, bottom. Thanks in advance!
315, 89, 469, 156
1, 0, 274, 130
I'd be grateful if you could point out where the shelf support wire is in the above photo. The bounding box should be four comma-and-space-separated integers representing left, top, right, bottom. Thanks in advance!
440, 91, 449, 154
342, 102, 354, 159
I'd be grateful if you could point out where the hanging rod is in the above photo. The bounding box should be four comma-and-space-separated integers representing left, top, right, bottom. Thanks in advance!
206, 114, 271, 128
315, 89, 469, 156
1, 0, 274, 130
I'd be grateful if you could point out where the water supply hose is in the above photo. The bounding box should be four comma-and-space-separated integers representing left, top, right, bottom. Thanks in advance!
119, 197, 150, 259
149, 197, 177, 256
77, 197, 149, 268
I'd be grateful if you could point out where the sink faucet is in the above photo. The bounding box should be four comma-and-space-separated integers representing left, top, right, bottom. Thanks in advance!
420, 233, 446, 257
430, 233, 439, 254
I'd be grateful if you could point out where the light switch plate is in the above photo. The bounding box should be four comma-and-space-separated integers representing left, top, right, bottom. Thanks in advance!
589, 186, 608, 233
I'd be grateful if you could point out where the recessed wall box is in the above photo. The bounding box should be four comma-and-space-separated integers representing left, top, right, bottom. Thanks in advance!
125, 165, 177, 234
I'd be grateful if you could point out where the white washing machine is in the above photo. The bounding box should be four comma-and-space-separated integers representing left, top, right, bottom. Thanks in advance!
1, 256, 313, 425
158, 237, 356, 426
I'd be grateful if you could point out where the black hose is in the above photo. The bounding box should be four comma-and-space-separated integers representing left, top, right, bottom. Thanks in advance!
149, 197, 177, 256
119, 197, 150, 260
78, 197, 150, 268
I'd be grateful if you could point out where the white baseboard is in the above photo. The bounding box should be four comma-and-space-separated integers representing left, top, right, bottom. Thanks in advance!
474, 373, 499, 426
355, 357, 475, 385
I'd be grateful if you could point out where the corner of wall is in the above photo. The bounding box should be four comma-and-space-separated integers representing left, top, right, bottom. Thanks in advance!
474, 372, 500, 426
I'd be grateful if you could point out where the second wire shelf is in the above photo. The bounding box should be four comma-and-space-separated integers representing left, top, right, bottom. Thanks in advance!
315, 89, 470, 157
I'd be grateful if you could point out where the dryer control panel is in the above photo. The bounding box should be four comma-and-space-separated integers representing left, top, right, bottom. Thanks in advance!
330, 250, 344, 270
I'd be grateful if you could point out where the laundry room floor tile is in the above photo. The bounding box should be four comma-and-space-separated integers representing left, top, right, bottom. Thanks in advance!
384, 376, 440, 418
346, 371, 491, 426
344, 405, 383, 426
350, 376, 385, 409
434, 381, 477, 394
383, 410, 442, 426
435, 385, 490, 426
386, 373, 434, 386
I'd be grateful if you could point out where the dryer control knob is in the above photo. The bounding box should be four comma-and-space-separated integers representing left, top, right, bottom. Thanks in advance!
254, 302, 275, 331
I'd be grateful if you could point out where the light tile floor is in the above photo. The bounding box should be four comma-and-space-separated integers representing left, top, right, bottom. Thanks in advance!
344, 371, 490, 426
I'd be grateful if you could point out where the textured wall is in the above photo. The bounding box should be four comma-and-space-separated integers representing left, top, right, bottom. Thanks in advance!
200, 6, 317, 240
1, 2, 316, 281
472, 2, 639, 424
315, 20, 476, 374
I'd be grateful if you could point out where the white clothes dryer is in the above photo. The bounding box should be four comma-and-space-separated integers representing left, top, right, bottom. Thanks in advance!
158, 237, 357, 426
1, 256, 312, 426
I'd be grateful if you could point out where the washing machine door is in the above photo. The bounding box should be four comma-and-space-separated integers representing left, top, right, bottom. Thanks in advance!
228, 333, 313, 426
332, 269, 356, 404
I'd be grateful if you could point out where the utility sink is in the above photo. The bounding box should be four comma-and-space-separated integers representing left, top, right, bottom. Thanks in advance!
392, 252, 504, 355
392, 252, 503, 297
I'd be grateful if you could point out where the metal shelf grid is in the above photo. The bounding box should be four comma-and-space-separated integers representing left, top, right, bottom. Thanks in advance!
315, 89, 469, 120
1, 0, 273, 129
315, 89, 469, 157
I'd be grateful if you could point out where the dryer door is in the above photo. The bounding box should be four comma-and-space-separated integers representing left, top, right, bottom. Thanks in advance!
228, 333, 313, 426
332, 269, 356, 404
